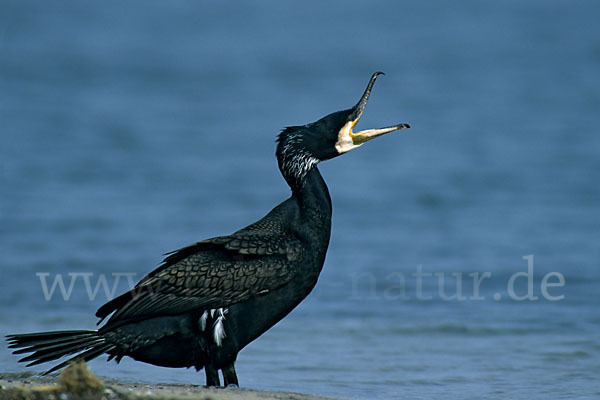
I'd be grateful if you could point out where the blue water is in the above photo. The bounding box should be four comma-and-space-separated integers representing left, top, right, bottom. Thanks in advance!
1, 1, 599, 399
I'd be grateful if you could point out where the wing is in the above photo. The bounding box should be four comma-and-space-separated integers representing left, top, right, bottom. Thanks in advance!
96, 232, 303, 325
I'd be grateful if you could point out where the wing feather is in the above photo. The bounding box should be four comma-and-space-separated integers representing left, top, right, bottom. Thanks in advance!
97, 232, 303, 325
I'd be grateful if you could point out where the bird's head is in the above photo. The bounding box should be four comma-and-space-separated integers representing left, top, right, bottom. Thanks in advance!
276, 72, 410, 187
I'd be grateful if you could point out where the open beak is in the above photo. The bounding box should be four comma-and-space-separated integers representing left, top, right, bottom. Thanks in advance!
347, 72, 410, 145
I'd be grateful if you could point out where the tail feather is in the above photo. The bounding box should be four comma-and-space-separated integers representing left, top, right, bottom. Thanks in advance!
19, 338, 106, 365
12, 334, 101, 355
6, 330, 113, 375
7, 330, 97, 349
43, 343, 115, 375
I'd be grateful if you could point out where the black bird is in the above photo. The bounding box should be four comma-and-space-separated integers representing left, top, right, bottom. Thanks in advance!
7, 72, 410, 387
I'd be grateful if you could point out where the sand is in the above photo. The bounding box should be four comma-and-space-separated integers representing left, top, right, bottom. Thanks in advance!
0, 362, 342, 400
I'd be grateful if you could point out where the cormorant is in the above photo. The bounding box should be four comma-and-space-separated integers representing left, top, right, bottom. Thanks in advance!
7, 72, 409, 387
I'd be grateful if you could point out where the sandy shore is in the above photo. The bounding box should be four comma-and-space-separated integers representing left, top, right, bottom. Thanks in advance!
0, 363, 342, 400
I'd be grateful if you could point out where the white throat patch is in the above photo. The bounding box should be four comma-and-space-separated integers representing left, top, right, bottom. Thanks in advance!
334, 121, 362, 154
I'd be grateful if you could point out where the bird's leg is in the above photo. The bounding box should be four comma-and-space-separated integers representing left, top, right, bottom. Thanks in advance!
222, 362, 239, 387
205, 364, 221, 387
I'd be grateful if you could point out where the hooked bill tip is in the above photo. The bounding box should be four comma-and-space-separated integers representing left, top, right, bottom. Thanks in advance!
370, 71, 385, 82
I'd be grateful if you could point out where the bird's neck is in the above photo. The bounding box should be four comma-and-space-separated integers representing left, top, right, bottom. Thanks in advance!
292, 166, 332, 215
278, 152, 332, 243
291, 166, 332, 275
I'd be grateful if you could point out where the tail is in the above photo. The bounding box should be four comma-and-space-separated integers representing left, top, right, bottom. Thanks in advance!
6, 330, 115, 375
